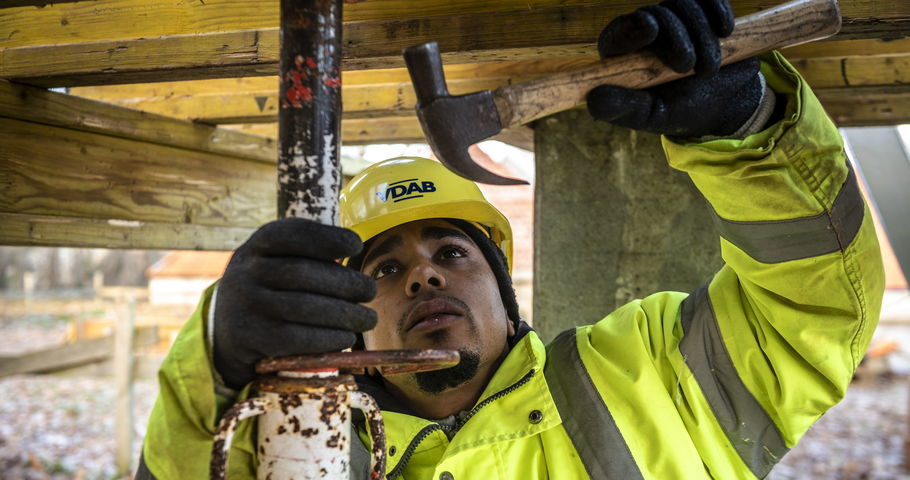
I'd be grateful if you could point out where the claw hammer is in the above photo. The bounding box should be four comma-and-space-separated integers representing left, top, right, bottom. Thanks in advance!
403, 0, 842, 185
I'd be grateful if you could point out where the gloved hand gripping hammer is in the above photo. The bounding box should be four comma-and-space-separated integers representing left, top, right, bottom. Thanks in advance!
403, 0, 842, 185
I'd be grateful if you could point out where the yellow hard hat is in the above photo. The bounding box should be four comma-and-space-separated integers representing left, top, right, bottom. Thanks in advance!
339, 157, 513, 272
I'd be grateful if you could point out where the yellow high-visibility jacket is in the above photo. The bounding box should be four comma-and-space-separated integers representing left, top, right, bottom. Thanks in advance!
140, 52, 885, 479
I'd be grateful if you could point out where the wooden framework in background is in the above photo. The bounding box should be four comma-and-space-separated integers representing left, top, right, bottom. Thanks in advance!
2, 0, 910, 251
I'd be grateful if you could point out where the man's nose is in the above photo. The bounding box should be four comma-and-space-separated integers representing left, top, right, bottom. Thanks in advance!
405, 262, 446, 296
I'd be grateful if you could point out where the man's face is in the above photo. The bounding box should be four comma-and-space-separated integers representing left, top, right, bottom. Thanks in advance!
359, 219, 514, 391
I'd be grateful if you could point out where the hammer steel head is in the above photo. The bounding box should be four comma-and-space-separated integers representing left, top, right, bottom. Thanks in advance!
403, 42, 528, 186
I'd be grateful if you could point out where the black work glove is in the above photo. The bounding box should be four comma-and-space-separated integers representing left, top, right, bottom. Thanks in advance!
213, 218, 377, 390
587, 0, 765, 138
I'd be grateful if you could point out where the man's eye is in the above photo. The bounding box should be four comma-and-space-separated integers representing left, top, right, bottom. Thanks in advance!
371, 262, 399, 280
439, 245, 468, 259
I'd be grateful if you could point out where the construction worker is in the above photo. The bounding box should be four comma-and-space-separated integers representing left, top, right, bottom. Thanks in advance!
138, 0, 885, 478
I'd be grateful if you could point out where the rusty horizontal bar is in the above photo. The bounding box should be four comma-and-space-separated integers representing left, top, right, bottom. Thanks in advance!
256, 349, 460, 375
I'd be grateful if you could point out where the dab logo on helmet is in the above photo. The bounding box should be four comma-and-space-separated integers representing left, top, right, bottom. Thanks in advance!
376, 178, 436, 203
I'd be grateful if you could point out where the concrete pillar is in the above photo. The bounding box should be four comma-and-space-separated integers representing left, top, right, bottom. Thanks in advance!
533, 110, 722, 342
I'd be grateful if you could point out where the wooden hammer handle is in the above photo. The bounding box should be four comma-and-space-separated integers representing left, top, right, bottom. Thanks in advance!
493, 0, 841, 128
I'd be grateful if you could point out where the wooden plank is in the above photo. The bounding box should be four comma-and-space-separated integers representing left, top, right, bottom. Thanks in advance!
817, 86, 910, 127
0, 117, 275, 228
1, 0, 82, 7
782, 37, 910, 59
792, 54, 910, 89
340, 117, 424, 145
69, 54, 910, 129
223, 117, 424, 145
60, 40, 910, 104
0, 79, 276, 162
2, 0, 905, 49
69, 78, 532, 123
0, 212, 256, 250
0, 29, 578, 87
64, 58, 598, 122
55, 37, 910, 101
61, 57, 620, 99
226, 120, 536, 151
3, 1, 907, 86
0, 29, 278, 87
0, 325, 158, 378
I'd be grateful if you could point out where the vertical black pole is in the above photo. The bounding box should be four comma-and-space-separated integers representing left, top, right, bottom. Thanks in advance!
278, 0, 343, 225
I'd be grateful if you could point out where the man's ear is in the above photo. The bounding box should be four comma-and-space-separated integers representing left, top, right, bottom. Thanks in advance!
507, 319, 516, 337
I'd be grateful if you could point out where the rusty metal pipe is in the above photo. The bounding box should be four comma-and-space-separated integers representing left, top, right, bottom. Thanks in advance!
211, 372, 388, 480
210, 1, 462, 478
277, 0, 343, 224
256, 349, 461, 375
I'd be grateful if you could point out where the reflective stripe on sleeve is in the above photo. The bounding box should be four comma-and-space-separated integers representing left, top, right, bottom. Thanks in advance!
679, 286, 789, 478
713, 169, 864, 264
545, 328, 644, 480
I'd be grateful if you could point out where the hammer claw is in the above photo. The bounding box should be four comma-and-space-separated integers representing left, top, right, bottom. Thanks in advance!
405, 42, 528, 185
436, 151, 529, 186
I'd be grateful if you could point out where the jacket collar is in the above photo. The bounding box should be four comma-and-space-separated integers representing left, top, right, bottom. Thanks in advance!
354, 323, 558, 477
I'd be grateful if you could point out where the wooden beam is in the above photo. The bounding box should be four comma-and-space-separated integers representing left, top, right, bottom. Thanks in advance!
0, 28, 593, 87
341, 117, 423, 145
1, 77, 278, 247
225, 120, 537, 151
0, 326, 158, 378
0, 212, 256, 250
782, 37, 910, 59
0, 117, 275, 229
70, 78, 525, 123
1, 0, 82, 7
1, 79, 276, 162
69, 52, 910, 128
58, 37, 910, 102
63, 50, 910, 131
3, 1, 907, 86
791, 54, 910, 89
61, 62, 548, 102
223, 118, 425, 145
817, 85, 910, 127
0, 29, 280, 87
65, 58, 595, 118
3, 0, 904, 49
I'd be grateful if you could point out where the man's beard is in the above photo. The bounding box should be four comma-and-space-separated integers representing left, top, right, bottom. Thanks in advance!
398, 294, 483, 394
414, 349, 481, 394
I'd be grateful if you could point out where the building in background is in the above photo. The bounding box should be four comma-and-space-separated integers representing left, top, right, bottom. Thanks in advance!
146, 251, 231, 306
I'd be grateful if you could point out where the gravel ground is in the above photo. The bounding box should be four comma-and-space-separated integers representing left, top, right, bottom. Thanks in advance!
0, 377, 157, 480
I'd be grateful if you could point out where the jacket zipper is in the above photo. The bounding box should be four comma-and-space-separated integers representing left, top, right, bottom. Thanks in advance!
385, 369, 536, 479
385, 423, 444, 479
